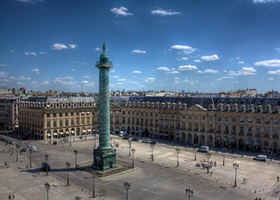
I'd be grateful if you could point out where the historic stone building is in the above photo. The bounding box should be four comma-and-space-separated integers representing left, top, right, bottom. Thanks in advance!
18, 95, 280, 154
0, 97, 19, 131
19, 97, 97, 141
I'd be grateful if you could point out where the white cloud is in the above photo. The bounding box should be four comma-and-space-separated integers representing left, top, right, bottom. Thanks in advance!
254, 59, 280, 67
0, 72, 9, 77
131, 49, 147, 54
39, 52, 47, 54
197, 69, 218, 74
201, 54, 219, 61
194, 59, 201, 63
174, 77, 180, 80
84, 76, 90, 78
111, 7, 133, 16
41, 81, 49, 85
268, 70, 280, 75
117, 79, 127, 82
275, 48, 280, 52
69, 44, 78, 49
222, 76, 234, 79
151, 9, 180, 16
170, 71, 179, 74
81, 81, 88, 84
53, 76, 75, 85
0, 64, 7, 67
253, 0, 280, 3
111, 70, 116, 73
145, 78, 156, 82
268, 78, 274, 80
128, 81, 138, 84
216, 78, 223, 81
24, 52, 37, 56
178, 65, 197, 71
238, 61, 245, 64
156, 67, 170, 71
178, 57, 188, 61
9, 75, 31, 80
228, 67, 256, 76
32, 69, 40, 74
132, 70, 142, 74
95, 48, 101, 51
52, 43, 68, 50
111, 75, 119, 79
171, 45, 196, 54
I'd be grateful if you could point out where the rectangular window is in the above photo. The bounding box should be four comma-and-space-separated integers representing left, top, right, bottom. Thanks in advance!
47, 121, 50, 128
53, 113, 56, 118
65, 119, 68, 126
53, 120, 57, 127
59, 120, 63, 127
59, 113, 63, 117
47, 113, 50, 118
248, 118, 253, 123
65, 112, 68, 117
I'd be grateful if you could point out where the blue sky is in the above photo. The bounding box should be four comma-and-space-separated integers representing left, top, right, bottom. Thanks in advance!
1, 0, 280, 93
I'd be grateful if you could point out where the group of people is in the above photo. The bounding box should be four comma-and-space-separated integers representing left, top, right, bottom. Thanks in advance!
8, 193, 15, 199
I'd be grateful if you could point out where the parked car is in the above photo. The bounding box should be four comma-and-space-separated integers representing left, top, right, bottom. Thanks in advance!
20, 148, 27, 154
52, 141, 57, 145
142, 138, 152, 143
131, 137, 139, 141
8, 140, 16, 145
198, 146, 209, 153
122, 136, 129, 140
41, 162, 50, 171
149, 141, 157, 144
253, 155, 267, 161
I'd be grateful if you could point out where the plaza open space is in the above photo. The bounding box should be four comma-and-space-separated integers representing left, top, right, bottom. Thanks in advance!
1, 135, 280, 200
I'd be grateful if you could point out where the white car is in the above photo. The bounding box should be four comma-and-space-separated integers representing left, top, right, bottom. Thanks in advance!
253, 155, 267, 161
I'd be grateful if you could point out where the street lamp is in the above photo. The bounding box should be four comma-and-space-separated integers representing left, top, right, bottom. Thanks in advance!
45, 182, 50, 200
128, 140, 132, 156
131, 148, 135, 168
206, 152, 211, 173
16, 149, 18, 162
74, 150, 78, 169
150, 144, 155, 162
176, 148, 180, 167
222, 147, 226, 166
92, 173, 96, 198
29, 148, 32, 168
124, 181, 131, 200
233, 162, 239, 187
96, 156, 100, 170
66, 162, 70, 186
45, 154, 49, 176
185, 188, 194, 200
194, 147, 197, 161
94, 133, 96, 149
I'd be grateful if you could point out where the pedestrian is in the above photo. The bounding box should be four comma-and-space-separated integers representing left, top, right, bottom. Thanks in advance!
277, 176, 279, 182
8, 193, 11, 200
12, 193, 15, 199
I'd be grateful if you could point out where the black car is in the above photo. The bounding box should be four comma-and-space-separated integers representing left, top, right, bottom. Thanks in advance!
131, 138, 139, 141
42, 162, 50, 171
122, 136, 129, 140
149, 141, 157, 144
20, 148, 27, 153
52, 141, 57, 145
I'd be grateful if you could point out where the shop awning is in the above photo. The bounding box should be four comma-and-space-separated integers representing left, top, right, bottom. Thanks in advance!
223, 137, 229, 142
245, 138, 253, 145
253, 140, 261, 146
60, 132, 64, 135
230, 137, 237, 143
82, 130, 86, 133
47, 133, 51, 136
53, 133, 58, 136
71, 130, 75, 133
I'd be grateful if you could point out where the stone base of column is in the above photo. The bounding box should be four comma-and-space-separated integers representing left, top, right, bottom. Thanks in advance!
93, 148, 118, 171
